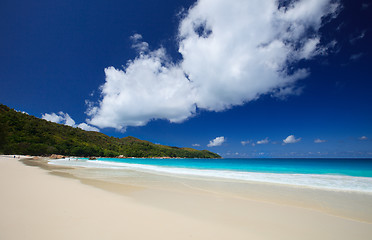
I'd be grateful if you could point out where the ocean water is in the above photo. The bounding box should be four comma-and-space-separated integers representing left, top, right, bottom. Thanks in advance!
49, 157, 372, 193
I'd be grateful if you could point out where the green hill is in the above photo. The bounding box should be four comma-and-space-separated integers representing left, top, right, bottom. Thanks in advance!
0, 104, 221, 158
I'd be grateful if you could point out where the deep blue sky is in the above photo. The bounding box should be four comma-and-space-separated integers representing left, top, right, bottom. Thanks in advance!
1, 0, 371, 158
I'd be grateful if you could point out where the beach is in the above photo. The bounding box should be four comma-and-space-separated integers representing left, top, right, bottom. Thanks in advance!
1, 155, 372, 240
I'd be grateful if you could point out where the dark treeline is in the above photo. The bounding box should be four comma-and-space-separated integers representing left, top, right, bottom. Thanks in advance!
0, 104, 221, 159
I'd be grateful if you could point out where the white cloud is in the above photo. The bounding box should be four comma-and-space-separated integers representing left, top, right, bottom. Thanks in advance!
359, 136, 368, 140
241, 140, 250, 146
42, 112, 99, 132
16, 109, 29, 115
207, 136, 225, 147
58, 112, 76, 127
77, 123, 100, 132
87, 0, 340, 130
192, 143, 201, 147
42, 112, 64, 124
130, 34, 150, 53
256, 137, 269, 144
178, 0, 339, 111
86, 43, 196, 130
283, 135, 301, 144
314, 138, 326, 143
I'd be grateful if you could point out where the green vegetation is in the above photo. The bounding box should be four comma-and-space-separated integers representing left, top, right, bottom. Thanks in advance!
0, 104, 221, 158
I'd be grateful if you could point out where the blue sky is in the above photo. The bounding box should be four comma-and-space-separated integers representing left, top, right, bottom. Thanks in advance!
1, 0, 371, 158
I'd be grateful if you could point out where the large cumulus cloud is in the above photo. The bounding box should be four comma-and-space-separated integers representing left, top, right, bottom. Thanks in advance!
87, 0, 339, 131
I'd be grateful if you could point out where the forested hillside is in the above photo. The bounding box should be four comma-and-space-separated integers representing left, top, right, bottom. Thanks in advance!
0, 104, 221, 158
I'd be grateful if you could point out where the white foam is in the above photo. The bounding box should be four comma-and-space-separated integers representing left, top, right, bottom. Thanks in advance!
49, 159, 372, 193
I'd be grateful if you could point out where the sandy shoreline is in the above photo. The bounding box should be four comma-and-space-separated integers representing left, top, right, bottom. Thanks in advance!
1, 156, 372, 239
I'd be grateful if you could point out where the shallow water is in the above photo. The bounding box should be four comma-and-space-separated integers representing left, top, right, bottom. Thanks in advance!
49, 157, 372, 193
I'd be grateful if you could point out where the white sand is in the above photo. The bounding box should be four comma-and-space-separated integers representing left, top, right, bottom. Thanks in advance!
1, 155, 371, 240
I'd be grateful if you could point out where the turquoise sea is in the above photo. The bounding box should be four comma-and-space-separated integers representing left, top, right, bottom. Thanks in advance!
49, 157, 372, 193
